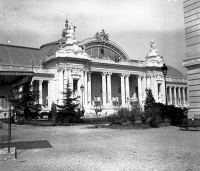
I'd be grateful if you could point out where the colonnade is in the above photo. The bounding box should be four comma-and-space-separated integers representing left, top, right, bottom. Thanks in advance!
167, 86, 188, 106
137, 74, 165, 106
31, 70, 188, 110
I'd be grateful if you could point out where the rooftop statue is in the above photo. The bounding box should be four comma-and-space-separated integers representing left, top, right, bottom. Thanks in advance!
61, 18, 77, 44
95, 29, 109, 42
57, 18, 88, 58
145, 40, 164, 67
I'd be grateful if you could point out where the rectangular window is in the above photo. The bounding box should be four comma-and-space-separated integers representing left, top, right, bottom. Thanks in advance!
135, 87, 138, 98
73, 79, 78, 91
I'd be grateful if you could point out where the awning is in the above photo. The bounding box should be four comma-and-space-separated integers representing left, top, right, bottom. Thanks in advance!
0, 70, 34, 90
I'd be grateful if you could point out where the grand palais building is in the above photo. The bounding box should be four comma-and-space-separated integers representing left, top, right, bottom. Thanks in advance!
0, 19, 188, 118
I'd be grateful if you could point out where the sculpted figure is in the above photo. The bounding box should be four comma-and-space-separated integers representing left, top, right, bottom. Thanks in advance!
150, 40, 157, 50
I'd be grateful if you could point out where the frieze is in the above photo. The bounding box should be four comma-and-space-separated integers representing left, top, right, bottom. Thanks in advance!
183, 57, 200, 66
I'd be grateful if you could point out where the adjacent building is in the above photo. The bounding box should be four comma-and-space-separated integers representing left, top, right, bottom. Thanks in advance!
183, 0, 200, 118
0, 19, 188, 118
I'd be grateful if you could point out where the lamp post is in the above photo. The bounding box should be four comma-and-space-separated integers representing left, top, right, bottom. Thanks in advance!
80, 84, 84, 111
162, 63, 168, 106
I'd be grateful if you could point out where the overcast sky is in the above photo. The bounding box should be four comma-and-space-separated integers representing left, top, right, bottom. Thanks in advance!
0, 0, 186, 73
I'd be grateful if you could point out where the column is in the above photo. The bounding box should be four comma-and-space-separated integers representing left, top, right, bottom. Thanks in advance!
107, 72, 112, 103
147, 75, 150, 89
39, 80, 43, 105
48, 80, 54, 108
150, 75, 153, 91
84, 70, 88, 105
137, 75, 142, 106
58, 68, 64, 102
121, 74, 125, 105
88, 71, 92, 105
182, 87, 185, 105
169, 86, 172, 104
153, 75, 158, 102
162, 76, 166, 104
125, 74, 130, 102
174, 87, 177, 105
102, 72, 107, 105
178, 87, 181, 105
143, 75, 147, 101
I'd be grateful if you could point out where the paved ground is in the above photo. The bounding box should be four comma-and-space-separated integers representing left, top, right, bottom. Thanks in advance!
0, 123, 200, 171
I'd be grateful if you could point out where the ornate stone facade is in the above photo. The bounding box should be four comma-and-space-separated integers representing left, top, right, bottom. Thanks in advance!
0, 19, 188, 118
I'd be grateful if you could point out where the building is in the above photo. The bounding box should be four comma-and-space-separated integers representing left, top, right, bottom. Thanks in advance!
0, 19, 188, 118
183, 0, 200, 119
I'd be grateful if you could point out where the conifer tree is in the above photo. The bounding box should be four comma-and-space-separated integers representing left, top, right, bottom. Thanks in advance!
57, 80, 81, 121
10, 83, 40, 120
144, 88, 155, 111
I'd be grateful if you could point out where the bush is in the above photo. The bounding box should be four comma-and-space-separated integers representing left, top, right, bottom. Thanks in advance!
107, 113, 121, 124
128, 109, 144, 124
144, 108, 162, 128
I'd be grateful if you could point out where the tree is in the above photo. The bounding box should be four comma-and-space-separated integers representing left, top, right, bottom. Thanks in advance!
56, 80, 81, 123
10, 83, 40, 120
144, 88, 155, 111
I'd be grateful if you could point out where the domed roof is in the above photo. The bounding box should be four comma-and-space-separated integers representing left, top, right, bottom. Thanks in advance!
167, 65, 186, 79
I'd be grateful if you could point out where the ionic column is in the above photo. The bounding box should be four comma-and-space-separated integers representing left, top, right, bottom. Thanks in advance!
174, 87, 177, 105
150, 75, 153, 91
102, 72, 107, 105
58, 68, 64, 102
125, 74, 130, 101
178, 87, 181, 105
169, 86, 172, 104
121, 74, 125, 105
84, 70, 88, 105
137, 75, 142, 106
39, 80, 43, 105
107, 72, 112, 103
88, 71, 92, 105
161, 76, 166, 105
183, 87, 186, 105
147, 75, 151, 89
143, 75, 147, 101
153, 75, 158, 102
48, 80, 54, 108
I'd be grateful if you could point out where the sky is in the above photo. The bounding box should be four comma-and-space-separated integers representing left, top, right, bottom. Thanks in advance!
0, 0, 186, 73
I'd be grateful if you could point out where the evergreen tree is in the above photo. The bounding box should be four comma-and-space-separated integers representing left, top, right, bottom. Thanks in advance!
57, 80, 81, 122
10, 83, 40, 120
144, 88, 155, 111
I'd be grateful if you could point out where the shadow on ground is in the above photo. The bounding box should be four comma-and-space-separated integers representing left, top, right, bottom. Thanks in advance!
0, 140, 52, 149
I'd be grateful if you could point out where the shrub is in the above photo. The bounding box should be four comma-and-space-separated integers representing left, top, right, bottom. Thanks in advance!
107, 113, 121, 124
144, 108, 162, 128
128, 109, 144, 124
118, 108, 129, 122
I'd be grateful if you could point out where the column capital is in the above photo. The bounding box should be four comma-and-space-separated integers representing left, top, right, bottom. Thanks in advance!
107, 72, 112, 76
39, 80, 43, 85
121, 73, 126, 77
137, 75, 143, 78
101, 72, 107, 76
125, 74, 130, 77
57, 67, 64, 72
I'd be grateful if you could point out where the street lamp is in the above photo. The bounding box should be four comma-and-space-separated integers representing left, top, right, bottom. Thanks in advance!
162, 63, 168, 106
80, 84, 84, 111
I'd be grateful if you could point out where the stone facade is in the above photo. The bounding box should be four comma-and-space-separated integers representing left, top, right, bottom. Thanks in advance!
183, 0, 200, 119
0, 19, 188, 118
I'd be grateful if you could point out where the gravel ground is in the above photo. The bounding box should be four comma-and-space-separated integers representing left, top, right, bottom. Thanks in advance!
0, 123, 200, 171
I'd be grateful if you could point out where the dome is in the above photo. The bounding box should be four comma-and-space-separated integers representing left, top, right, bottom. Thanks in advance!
166, 65, 186, 79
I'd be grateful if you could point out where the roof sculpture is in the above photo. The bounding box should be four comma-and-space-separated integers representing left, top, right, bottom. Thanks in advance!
145, 39, 164, 67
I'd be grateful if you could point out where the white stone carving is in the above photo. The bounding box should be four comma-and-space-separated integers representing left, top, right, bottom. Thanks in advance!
144, 40, 164, 67
56, 19, 88, 59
